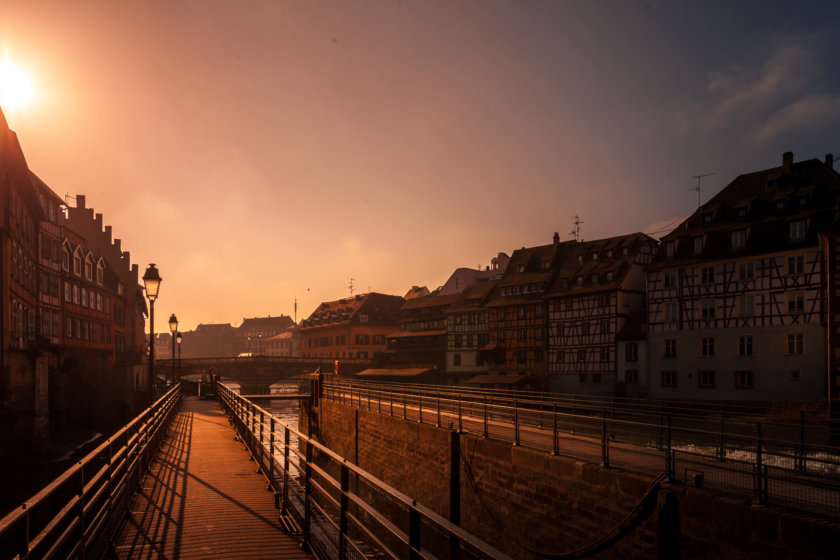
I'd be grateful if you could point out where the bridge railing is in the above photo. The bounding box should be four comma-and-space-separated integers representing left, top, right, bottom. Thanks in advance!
217, 382, 512, 560
321, 379, 840, 520
0, 385, 182, 560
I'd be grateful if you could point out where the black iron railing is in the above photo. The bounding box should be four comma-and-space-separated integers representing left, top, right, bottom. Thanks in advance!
321, 379, 840, 520
0, 385, 182, 560
217, 382, 512, 560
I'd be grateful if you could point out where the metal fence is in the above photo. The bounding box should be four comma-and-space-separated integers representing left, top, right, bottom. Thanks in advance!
217, 382, 512, 560
0, 384, 182, 560
321, 379, 840, 520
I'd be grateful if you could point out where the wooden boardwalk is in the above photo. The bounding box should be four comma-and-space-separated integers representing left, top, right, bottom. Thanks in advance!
114, 396, 311, 560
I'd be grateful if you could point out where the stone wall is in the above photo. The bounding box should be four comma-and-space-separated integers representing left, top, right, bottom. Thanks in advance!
315, 399, 839, 560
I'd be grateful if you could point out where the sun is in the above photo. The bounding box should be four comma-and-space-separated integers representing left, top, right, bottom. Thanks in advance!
0, 60, 35, 112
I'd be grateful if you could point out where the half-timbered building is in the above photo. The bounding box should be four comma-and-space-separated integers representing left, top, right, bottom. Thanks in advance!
647, 152, 840, 402
445, 281, 497, 384
385, 293, 459, 372
484, 234, 571, 390
545, 233, 657, 395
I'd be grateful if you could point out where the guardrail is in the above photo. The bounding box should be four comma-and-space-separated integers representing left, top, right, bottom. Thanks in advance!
0, 385, 182, 560
322, 379, 840, 520
217, 382, 512, 560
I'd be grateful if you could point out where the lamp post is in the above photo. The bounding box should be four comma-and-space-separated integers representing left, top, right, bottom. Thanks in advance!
258, 332, 263, 356
168, 313, 178, 384
176, 331, 182, 383
143, 264, 162, 405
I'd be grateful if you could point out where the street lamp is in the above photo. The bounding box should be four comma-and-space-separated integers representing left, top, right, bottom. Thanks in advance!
258, 332, 263, 356
169, 313, 178, 384
143, 264, 162, 405
176, 331, 182, 382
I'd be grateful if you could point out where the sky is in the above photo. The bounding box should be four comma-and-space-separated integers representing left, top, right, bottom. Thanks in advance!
1, 1, 838, 332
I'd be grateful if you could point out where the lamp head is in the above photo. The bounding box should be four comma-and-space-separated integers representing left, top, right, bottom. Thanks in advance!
176, 332, 182, 345
168, 313, 178, 333
143, 264, 162, 301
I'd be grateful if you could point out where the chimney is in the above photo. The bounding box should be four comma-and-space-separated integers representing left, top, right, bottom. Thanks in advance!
95, 213, 103, 229
104, 225, 112, 243
114, 238, 121, 252
783, 151, 793, 171
826, 153, 834, 170
77, 194, 86, 209
553, 232, 560, 248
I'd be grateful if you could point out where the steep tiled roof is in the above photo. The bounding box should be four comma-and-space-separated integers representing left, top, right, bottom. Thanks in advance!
400, 293, 460, 311
299, 292, 404, 329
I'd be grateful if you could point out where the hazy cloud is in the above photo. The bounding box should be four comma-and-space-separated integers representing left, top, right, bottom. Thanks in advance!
751, 93, 840, 144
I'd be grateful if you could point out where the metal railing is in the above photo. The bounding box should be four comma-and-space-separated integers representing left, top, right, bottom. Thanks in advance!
217, 382, 512, 560
0, 385, 182, 560
322, 379, 840, 520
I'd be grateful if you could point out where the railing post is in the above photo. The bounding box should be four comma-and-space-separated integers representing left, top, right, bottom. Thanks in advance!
419, 395, 423, 424
403, 393, 407, 420
601, 408, 609, 467
552, 403, 559, 455
378, 389, 382, 414
259, 410, 265, 471
409, 504, 421, 560
437, 394, 441, 428
483, 396, 488, 438
797, 410, 806, 473
666, 414, 673, 481
755, 422, 765, 504
269, 417, 276, 489
458, 398, 463, 433
571, 396, 576, 434
339, 463, 349, 560
513, 399, 520, 446
282, 426, 290, 515
303, 441, 313, 549
390, 391, 394, 417
79, 463, 86, 559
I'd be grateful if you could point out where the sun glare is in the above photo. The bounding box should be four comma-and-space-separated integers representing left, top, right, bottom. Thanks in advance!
0, 60, 35, 112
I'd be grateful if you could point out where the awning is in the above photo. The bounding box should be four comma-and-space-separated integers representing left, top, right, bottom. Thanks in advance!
464, 374, 531, 386
356, 368, 436, 378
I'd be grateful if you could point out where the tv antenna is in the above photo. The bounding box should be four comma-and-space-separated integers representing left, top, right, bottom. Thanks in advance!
690, 173, 714, 208
570, 215, 583, 242
347, 278, 355, 296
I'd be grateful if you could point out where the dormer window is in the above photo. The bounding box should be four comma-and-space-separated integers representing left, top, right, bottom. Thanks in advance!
560, 278, 569, 289
517, 264, 525, 273
590, 273, 598, 283
73, 251, 82, 276
575, 276, 583, 286
731, 230, 746, 249
776, 201, 785, 210
665, 241, 675, 258
85, 258, 93, 281
621, 247, 628, 256
576, 255, 583, 263
62, 247, 70, 271
737, 207, 747, 217
591, 252, 598, 261
96, 263, 104, 285
789, 220, 806, 241
799, 196, 808, 207
703, 213, 713, 223
605, 271, 614, 281
358, 314, 369, 324
541, 260, 550, 271
606, 249, 613, 258
693, 237, 703, 255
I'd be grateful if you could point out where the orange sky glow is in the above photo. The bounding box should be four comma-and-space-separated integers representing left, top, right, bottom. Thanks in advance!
2, 1, 838, 333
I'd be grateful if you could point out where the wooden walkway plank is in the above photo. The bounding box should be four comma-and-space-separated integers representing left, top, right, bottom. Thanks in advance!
114, 396, 311, 560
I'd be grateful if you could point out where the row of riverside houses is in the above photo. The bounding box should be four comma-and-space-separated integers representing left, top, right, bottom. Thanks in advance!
297, 151, 839, 417
0, 107, 148, 452
170, 315, 296, 359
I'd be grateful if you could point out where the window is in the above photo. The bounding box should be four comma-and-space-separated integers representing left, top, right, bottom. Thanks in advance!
625, 370, 638, 384
453, 354, 461, 366
787, 292, 804, 314
701, 299, 715, 319
738, 336, 753, 356
85, 260, 92, 280
517, 350, 526, 363
661, 371, 677, 387
576, 276, 583, 286
355, 334, 370, 345
739, 295, 755, 317
665, 302, 678, 322
73, 253, 82, 276
664, 339, 676, 358
786, 333, 804, 355
578, 349, 586, 362
698, 370, 715, 388
590, 272, 598, 283
535, 305, 544, 318
701, 266, 715, 284
788, 255, 804, 275
694, 236, 703, 255
664, 271, 677, 289
701, 337, 715, 357
518, 306, 526, 319
737, 207, 747, 217
517, 329, 526, 341
372, 334, 386, 345
665, 241, 675, 258
606, 250, 614, 258
730, 230, 746, 249
605, 271, 614, 281
576, 255, 583, 263
738, 261, 754, 281
789, 220, 806, 240
96, 265, 104, 285
703, 213, 713, 223
591, 252, 598, 261
735, 371, 754, 389
625, 343, 638, 362
62, 248, 69, 271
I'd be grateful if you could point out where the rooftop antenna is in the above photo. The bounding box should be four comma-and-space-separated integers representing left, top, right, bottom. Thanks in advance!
294, 298, 297, 323
690, 173, 714, 208
347, 278, 355, 296
64, 193, 76, 206
570, 215, 583, 242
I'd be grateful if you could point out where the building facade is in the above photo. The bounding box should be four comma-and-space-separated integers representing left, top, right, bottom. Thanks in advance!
385, 293, 459, 371
445, 281, 497, 384
647, 152, 840, 402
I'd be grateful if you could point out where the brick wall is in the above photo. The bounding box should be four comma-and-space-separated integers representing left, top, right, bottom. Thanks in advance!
315, 400, 839, 559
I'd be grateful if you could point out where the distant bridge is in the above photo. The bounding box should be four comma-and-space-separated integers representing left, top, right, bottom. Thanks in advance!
154, 356, 371, 393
